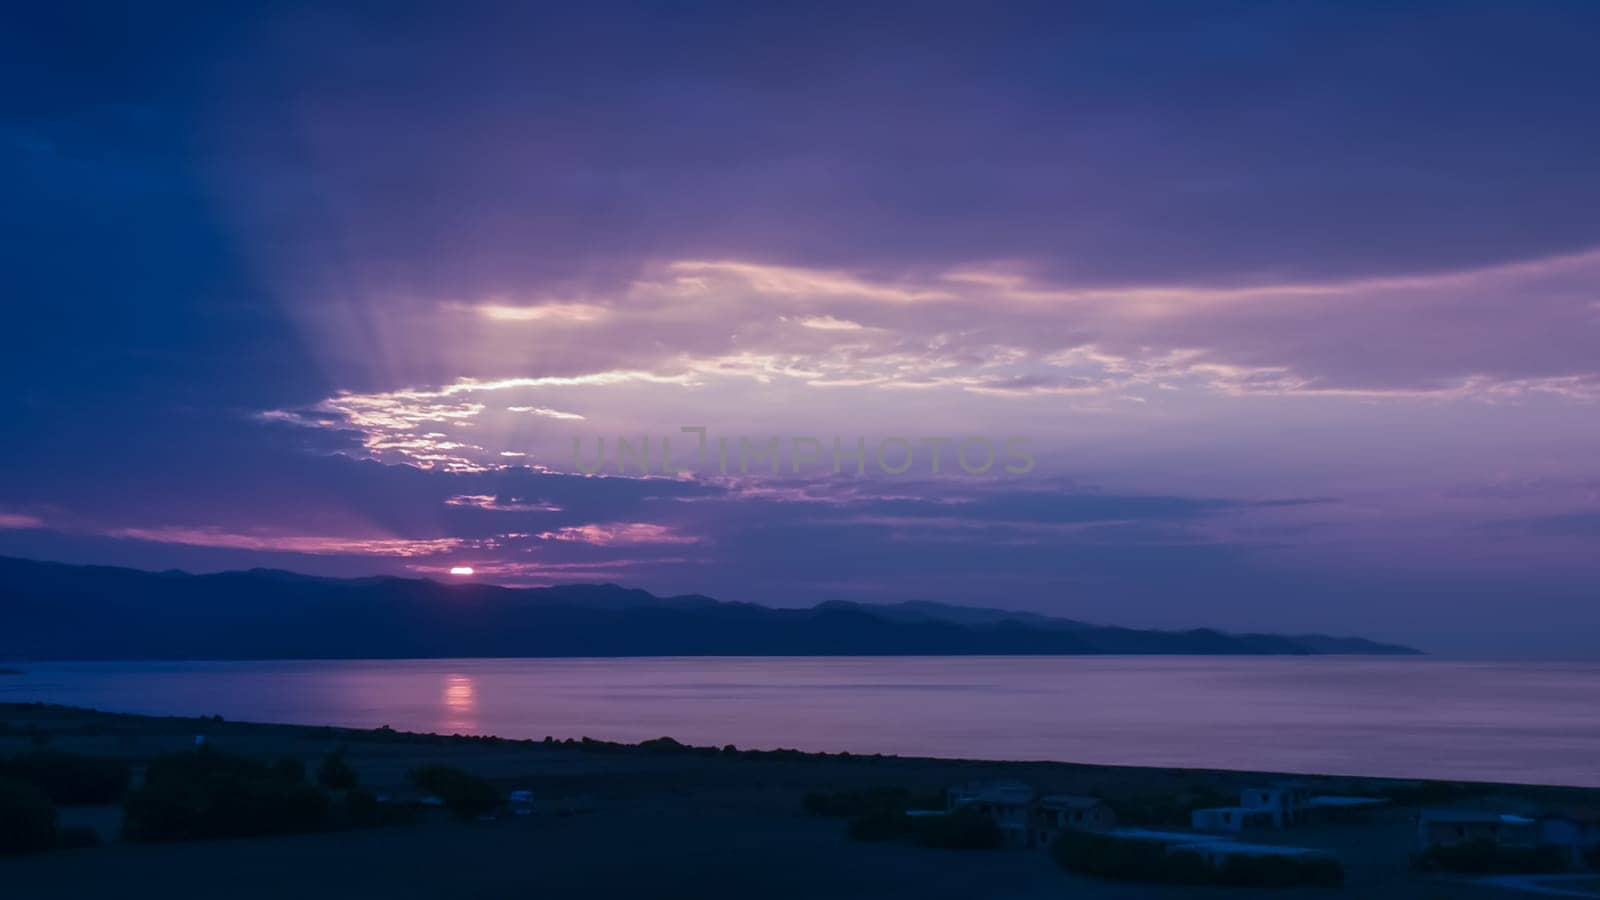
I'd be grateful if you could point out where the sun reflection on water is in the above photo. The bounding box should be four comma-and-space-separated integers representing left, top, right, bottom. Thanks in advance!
442, 673, 477, 733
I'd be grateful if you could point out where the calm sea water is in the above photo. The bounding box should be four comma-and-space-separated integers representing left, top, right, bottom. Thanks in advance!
3, 656, 1597, 787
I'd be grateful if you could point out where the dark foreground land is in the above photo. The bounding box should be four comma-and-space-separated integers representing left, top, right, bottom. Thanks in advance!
2, 702, 1591, 900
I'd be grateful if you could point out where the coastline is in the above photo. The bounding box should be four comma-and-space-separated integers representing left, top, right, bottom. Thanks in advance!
4, 702, 1596, 899
7, 700, 1599, 799
6, 655, 1598, 789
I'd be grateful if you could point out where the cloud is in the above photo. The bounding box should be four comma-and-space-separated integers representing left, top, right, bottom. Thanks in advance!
104, 526, 465, 557
507, 406, 586, 420
1488, 513, 1600, 538
537, 522, 700, 546
445, 494, 563, 512
471, 302, 610, 323
258, 246, 1600, 474
10, 2, 1600, 653
788, 314, 865, 331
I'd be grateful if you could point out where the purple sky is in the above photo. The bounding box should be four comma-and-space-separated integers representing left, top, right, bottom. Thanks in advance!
4, 2, 1600, 655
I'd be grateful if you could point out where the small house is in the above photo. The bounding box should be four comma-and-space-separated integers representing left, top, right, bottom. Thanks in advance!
1191, 805, 1277, 833
1031, 794, 1116, 847
1303, 794, 1391, 823
1193, 780, 1371, 831
948, 781, 1035, 847
1239, 781, 1316, 827
1417, 809, 1538, 851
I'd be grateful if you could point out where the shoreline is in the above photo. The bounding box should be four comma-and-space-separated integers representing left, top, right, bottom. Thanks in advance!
6, 702, 1598, 899
6, 655, 1600, 790
7, 700, 1600, 798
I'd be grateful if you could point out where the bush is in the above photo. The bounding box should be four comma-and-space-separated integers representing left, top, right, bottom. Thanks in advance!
343, 787, 381, 828
1051, 831, 1343, 887
1218, 852, 1345, 887
317, 747, 359, 791
122, 748, 331, 842
802, 787, 915, 818
409, 765, 500, 820
0, 778, 57, 856
271, 758, 307, 783
0, 750, 131, 804
1052, 830, 1202, 883
333, 787, 416, 830
1413, 840, 1566, 874
912, 808, 1002, 850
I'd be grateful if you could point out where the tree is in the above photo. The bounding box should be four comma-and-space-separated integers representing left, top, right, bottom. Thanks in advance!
0, 778, 57, 856
317, 747, 360, 791
409, 765, 500, 820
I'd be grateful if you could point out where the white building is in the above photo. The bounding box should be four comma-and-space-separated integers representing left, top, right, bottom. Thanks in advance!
1416, 809, 1538, 850
1031, 794, 1116, 847
950, 783, 1116, 850
948, 781, 1035, 847
1193, 781, 1388, 832
1191, 805, 1277, 832
1240, 781, 1316, 827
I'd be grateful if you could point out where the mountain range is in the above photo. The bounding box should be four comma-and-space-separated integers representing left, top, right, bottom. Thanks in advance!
0, 556, 1420, 660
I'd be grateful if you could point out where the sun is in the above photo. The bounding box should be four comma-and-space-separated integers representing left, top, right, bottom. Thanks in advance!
448, 566, 474, 576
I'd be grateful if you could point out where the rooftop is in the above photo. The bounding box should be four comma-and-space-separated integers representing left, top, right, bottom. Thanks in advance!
1306, 795, 1390, 808
1038, 794, 1104, 809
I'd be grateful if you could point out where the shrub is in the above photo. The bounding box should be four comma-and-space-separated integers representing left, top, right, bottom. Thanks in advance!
912, 808, 1002, 850
343, 787, 380, 828
271, 758, 307, 783
1052, 830, 1197, 882
122, 748, 331, 842
1412, 840, 1566, 874
409, 765, 500, 820
803, 787, 912, 818
1052, 831, 1343, 886
1158, 849, 1217, 884
0, 778, 57, 856
316, 747, 360, 791
638, 736, 688, 754
0, 750, 131, 804
1218, 852, 1345, 887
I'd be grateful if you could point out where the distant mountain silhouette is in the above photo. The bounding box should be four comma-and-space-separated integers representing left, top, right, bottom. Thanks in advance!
0, 556, 1420, 660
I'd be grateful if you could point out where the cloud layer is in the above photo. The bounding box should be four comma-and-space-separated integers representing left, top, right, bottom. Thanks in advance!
5, 2, 1600, 654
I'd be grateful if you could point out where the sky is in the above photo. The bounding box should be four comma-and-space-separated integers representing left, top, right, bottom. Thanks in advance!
3, 2, 1599, 655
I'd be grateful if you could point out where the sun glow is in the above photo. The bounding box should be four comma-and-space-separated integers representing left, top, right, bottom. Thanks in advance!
449, 566, 475, 576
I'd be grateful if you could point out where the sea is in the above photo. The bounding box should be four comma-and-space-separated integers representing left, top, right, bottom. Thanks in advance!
3, 656, 1597, 787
